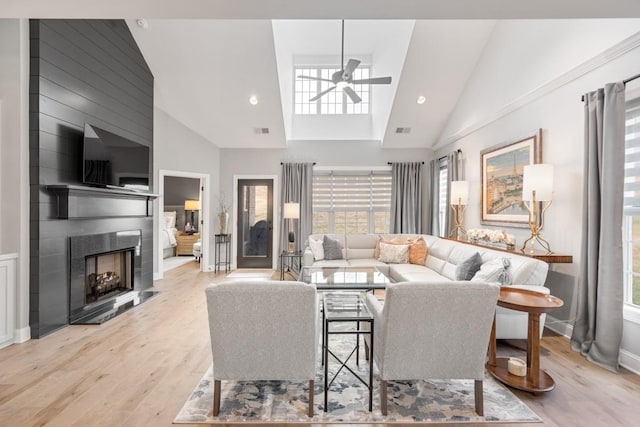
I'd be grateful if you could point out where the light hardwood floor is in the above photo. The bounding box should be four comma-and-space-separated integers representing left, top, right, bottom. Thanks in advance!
1, 263, 639, 427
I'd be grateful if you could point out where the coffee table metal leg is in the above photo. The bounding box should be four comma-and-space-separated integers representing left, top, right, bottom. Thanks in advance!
324, 318, 329, 412
369, 320, 374, 412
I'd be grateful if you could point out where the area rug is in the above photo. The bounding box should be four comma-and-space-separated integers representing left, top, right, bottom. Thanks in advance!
174, 337, 541, 423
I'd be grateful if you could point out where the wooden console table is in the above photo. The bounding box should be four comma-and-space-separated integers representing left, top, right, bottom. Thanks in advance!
446, 238, 573, 264
487, 287, 563, 393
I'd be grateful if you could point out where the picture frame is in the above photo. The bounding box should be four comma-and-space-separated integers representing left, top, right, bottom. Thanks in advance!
480, 129, 542, 228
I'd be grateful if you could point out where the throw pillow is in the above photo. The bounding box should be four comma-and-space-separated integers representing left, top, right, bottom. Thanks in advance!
308, 237, 324, 261
378, 242, 409, 264
323, 235, 343, 260
374, 235, 408, 259
455, 252, 483, 281
163, 211, 177, 229
471, 257, 513, 285
408, 237, 428, 265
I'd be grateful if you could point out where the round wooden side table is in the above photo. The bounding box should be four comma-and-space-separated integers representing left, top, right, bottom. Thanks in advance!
487, 287, 563, 393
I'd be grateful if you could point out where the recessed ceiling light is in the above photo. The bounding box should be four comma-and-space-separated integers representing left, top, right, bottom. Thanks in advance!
417, 96, 426, 105
249, 95, 258, 105
136, 19, 148, 29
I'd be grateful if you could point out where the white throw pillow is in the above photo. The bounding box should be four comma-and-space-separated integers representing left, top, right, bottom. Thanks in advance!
309, 237, 325, 261
471, 257, 513, 285
164, 211, 177, 229
378, 242, 409, 264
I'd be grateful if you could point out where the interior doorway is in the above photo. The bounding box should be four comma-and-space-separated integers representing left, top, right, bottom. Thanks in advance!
236, 178, 274, 269
157, 170, 210, 279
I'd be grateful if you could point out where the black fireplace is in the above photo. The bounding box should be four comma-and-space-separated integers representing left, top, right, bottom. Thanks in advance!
69, 230, 153, 324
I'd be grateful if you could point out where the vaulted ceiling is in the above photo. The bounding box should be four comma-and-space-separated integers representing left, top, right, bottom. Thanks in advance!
3, 0, 640, 149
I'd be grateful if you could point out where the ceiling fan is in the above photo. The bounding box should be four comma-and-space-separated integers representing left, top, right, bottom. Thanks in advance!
297, 20, 392, 104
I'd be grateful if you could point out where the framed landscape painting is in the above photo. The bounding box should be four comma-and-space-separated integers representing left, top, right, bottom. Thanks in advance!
480, 129, 542, 228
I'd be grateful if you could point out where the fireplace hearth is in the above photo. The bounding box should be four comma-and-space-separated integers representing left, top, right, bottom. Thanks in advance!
69, 230, 156, 324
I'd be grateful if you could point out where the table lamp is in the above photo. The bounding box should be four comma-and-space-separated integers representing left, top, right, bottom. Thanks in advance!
184, 199, 201, 233
283, 202, 300, 253
521, 164, 553, 254
449, 181, 469, 240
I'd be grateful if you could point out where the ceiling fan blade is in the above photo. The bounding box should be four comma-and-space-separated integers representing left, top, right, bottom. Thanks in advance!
297, 75, 333, 83
351, 76, 392, 85
309, 86, 336, 102
343, 86, 362, 104
343, 59, 360, 77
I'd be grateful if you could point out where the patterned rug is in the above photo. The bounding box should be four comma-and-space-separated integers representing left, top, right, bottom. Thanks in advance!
174, 336, 541, 424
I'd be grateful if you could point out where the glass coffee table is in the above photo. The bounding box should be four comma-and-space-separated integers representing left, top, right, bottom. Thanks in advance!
299, 266, 393, 290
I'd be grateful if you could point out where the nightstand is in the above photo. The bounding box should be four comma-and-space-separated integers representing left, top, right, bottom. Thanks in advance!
176, 232, 200, 256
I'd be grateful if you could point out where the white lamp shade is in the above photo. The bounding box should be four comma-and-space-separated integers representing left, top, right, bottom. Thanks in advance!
450, 181, 469, 205
522, 164, 554, 201
283, 202, 300, 219
184, 199, 200, 211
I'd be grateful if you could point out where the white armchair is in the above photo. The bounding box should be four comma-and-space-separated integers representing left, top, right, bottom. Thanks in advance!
364, 281, 499, 416
205, 280, 319, 417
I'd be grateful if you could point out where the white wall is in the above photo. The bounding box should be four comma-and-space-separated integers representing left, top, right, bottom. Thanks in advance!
435, 20, 640, 372
0, 19, 30, 343
154, 107, 221, 272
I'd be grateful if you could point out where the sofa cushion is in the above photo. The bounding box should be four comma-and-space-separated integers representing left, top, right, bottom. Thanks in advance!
312, 259, 350, 268
347, 258, 389, 269
378, 242, 409, 264
308, 236, 324, 261
455, 252, 483, 280
347, 234, 379, 260
323, 235, 344, 260
389, 264, 449, 282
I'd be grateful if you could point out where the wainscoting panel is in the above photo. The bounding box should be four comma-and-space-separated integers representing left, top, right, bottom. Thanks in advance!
0, 254, 17, 349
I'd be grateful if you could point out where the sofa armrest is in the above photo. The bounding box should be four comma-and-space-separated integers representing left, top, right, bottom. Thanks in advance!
303, 248, 315, 267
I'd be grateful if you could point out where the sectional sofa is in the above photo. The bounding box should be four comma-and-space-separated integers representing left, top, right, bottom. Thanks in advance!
303, 233, 550, 340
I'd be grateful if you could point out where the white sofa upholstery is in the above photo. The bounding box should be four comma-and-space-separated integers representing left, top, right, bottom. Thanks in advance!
205, 280, 319, 417
364, 281, 500, 415
304, 233, 550, 339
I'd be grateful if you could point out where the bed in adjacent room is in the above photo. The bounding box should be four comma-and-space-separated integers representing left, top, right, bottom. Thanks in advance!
162, 211, 178, 258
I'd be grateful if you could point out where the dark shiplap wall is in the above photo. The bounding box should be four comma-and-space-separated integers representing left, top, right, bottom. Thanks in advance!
29, 19, 154, 337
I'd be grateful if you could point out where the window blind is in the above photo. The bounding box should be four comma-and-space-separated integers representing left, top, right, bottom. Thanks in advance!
625, 97, 640, 210
312, 172, 392, 211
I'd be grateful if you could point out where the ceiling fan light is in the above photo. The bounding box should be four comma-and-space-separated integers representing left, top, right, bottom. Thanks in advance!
336, 81, 349, 89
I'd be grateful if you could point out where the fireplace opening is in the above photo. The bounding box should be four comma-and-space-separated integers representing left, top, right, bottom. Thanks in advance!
85, 248, 133, 304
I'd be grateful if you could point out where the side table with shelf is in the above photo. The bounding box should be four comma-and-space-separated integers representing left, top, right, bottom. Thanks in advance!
279, 251, 302, 280
214, 234, 231, 273
176, 232, 200, 256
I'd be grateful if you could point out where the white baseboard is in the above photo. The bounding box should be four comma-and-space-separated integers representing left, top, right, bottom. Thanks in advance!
204, 264, 214, 272
153, 272, 162, 280
544, 314, 573, 338
620, 350, 640, 375
14, 326, 30, 343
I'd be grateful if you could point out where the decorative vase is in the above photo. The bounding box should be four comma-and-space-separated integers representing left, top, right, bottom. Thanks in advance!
218, 211, 229, 235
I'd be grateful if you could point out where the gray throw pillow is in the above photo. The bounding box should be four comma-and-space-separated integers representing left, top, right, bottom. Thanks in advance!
455, 252, 483, 281
323, 235, 343, 260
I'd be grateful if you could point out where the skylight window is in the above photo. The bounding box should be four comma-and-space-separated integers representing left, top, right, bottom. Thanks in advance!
294, 66, 370, 115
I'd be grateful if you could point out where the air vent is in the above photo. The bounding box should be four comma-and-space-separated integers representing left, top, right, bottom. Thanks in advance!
395, 127, 411, 134
254, 127, 270, 134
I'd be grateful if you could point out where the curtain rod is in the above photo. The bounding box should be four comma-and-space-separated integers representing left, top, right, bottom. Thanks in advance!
280, 162, 317, 165
580, 72, 640, 101
387, 161, 425, 165
437, 148, 463, 162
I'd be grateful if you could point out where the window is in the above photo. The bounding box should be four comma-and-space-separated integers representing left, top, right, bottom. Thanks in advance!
436, 158, 449, 237
312, 171, 391, 234
294, 66, 370, 115
624, 96, 640, 308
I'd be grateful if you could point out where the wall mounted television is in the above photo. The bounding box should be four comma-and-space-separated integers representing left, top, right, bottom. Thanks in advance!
83, 123, 150, 191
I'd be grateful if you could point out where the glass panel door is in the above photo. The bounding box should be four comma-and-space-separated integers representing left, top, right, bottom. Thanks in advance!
237, 179, 273, 268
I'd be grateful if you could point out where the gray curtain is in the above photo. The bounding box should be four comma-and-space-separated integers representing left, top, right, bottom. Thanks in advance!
444, 150, 462, 237
428, 159, 441, 236
390, 162, 423, 234
280, 163, 313, 254
571, 82, 626, 372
